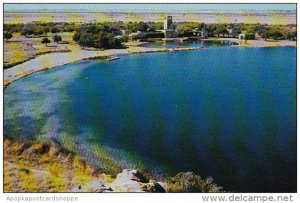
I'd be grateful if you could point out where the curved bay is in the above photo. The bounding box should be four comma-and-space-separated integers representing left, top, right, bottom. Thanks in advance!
4, 47, 296, 192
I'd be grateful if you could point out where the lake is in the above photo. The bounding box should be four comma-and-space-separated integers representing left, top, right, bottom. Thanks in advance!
4, 46, 296, 192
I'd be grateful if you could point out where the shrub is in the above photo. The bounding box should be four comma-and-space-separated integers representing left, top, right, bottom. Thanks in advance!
48, 163, 61, 177
245, 33, 255, 40
73, 32, 81, 42
53, 34, 62, 43
166, 172, 223, 193
51, 27, 59, 33
41, 38, 50, 46
4, 31, 13, 41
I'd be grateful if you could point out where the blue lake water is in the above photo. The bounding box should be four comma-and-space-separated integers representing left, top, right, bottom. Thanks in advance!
4, 47, 296, 192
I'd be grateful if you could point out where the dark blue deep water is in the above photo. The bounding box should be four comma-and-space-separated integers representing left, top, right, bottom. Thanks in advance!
4, 47, 296, 192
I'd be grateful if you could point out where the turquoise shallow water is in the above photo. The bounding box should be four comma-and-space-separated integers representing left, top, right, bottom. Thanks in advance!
4, 46, 296, 192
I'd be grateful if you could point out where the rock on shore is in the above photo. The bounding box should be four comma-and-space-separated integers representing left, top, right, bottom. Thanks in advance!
110, 169, 165, 192
4, 137, 166, 192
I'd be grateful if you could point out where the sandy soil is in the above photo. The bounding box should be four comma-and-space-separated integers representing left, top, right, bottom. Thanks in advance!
3, 43, 203, 87
4, 11, 296, 25
203, 37, 296, 47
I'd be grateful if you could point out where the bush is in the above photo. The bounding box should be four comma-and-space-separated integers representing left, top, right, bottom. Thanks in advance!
122, 34, 129, 42
41, 38, 51, 46
51, 27, 59, 33
4, 31, 13, 41
53, 34, 62, 43
245, 33, 255, 40
166, 172, 223, 192
73, 32, 81, 42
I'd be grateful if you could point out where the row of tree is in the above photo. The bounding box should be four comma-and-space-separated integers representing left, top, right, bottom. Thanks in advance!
176, 22, 296, 40
4, 22, 77, 37
40, 34, 63, 46
72, 24, 123, 49
4, 22, 296, 46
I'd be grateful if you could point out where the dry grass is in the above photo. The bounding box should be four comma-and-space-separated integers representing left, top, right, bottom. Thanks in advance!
4, 32, 74, 69
3, 136, 113, 192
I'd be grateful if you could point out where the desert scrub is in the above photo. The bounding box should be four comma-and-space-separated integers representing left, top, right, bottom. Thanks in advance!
4, 136, 106, 192
166, 172, 224, 193
48, 162, 65, 177
19, 169, 40, 192
49, 176, 68, 192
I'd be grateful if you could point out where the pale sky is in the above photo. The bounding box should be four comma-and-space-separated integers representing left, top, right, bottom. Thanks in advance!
4, 3, 296, 12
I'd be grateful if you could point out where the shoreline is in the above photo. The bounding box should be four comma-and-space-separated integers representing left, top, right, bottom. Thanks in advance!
3, 45, 204, 88
3, 39, 296, 88
203, 37, 296, 47
3, 136, 167, 192
4, 136, 224, 192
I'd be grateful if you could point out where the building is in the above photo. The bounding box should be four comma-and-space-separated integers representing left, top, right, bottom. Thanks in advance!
238, 33, 246, 40
120, 29, 128, 35
162, 30, 177, 38
128, 33, 140, 41
128, 15, 177, 40
161, 16, 178, 38
164, 16, 173, 30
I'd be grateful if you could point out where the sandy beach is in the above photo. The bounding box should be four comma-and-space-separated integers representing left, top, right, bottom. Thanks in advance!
203, 37, 296, 47
3, 44, 203, 87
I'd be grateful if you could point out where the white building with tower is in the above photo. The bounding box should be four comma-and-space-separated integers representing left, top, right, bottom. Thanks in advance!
161, 16, 177, 38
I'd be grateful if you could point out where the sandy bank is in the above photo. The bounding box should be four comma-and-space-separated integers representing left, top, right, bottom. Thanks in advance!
3, 46, 203, 87
203, 37, 296, 47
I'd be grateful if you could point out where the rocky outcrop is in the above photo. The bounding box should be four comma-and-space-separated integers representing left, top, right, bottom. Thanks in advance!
72, 180, 112, 192
73, 169, 166, 192
110, 169, 166, 192
5, 136, 167, 193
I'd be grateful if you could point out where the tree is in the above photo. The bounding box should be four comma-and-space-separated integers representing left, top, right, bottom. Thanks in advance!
73, 32, 81, 42
53, 34, 62, 43
271, 30, 283, 40
51, 27, 59, 33
78, 33, 94, 47
290, 31, 297, 41
73, 23, 125, 49
256, 26, 270, 40
265, 25, 285, 40
206, 24, 216, 37
41, 37, 50, 46
231, 24, 242, 38
260, 29, 270, 40
43, 27, 50, 35
37, 29, 44, 36
198, 22, 207, 31
245, 33, 255, 40
4, 31, 13, 41
214, 24, 228, 37
21, 24, 36, 36
137, 22, 149, 32
121, 34, 129, 42
151, 22, 163, 30
36, 25, 44, 36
